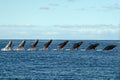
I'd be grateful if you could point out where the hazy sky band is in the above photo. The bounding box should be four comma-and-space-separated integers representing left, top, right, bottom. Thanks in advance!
0, 0, 120, 40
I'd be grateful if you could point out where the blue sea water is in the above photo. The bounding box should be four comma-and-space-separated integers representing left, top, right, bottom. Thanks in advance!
0, 40, 120, 80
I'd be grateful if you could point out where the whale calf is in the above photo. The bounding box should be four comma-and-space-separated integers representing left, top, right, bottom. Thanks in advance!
70, 42, 83, 50
86, 43, 99, 50
57, 40, 69, 50
1, 41, 12, 51
15, 40, 26, 50
28, 40, 39, 50
103, 45, 116, 50
41, 40, 52, 50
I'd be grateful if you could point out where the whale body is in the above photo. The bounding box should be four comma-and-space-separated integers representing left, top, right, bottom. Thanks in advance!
70, 42, 83, 50
1, 41, 12, 51
57, 40, 69, 50
15, 40, 26, 50
103, 45, 116, 50
86, 43, 99, 50
41, 40, 52, 50
28, 40, 39, 50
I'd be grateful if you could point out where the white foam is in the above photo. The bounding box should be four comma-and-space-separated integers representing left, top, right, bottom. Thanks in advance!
27, 48, 36, 51
1, 48, 11, 51
96, 49, 102, 51
80, 49, 86, 51
13, 46, 24, 51
66, 49, 70, 51
53, 49, 57, 50
40, 48, 48, 50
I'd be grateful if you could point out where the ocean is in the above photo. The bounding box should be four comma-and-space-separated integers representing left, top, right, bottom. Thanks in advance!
0, 40, 120, 80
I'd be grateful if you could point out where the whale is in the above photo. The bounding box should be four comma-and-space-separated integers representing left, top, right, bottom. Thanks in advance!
28, 40, 39, 50
86, 43, 99, 50
70, 42, 83, 50
15, 40, 26, 50
41, 40, 52, 50
57, 40, 69, 50
103, 45, 116, 50
1, 41, 12, 51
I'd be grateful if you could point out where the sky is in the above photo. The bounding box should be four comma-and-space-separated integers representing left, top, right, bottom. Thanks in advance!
0, 0, 120, 40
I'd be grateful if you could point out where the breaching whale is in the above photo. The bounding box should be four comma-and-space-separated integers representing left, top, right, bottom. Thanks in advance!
70, 42, 83, 50
1, 41, 12, 51
15, 40, 26, 50
41, 40, 52, 50
103, 45, 116, 50
28, 40, 39, 50
86, 43, 99, 50
57, 40, 69, 50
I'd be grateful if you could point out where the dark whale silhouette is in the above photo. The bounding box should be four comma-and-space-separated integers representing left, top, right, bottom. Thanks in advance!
103, 45, 116, 50
57, 40, 69, 50
16, 40, 26, 50
70, 42, 83, 50
86, 43, 99, 50
1, 41, 12, 51
28, 40, 39, 50
41, 40, 52, 50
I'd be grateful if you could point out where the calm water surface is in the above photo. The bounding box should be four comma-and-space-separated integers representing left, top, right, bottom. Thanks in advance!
0, 40, 120, 80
